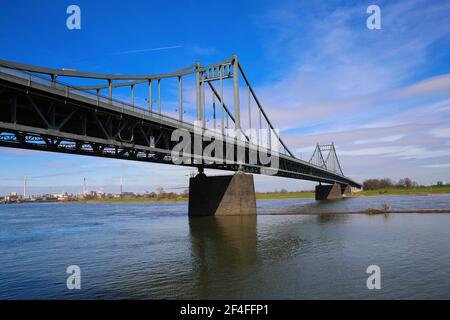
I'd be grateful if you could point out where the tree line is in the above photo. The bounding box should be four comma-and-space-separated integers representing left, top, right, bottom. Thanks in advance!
363, 178, 418, 190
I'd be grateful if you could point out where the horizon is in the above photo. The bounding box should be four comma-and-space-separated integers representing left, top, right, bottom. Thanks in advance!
1, 174, 441, 197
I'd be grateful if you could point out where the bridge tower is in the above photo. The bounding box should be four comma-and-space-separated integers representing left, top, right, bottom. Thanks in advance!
188, 170, 256, 217
310, 143, 352, 200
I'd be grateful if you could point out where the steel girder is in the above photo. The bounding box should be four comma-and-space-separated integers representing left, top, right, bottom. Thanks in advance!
0, 76, 362, 188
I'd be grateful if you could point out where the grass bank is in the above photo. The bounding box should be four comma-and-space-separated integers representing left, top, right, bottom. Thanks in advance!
70, 186, 450, 204
357, 186, 450, 196
257, 186, 450, 200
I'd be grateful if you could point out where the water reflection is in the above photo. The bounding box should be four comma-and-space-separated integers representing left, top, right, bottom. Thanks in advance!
189, 216, 258, 268
188, 216, 257, 298
2, 196, 450, 299
314, 213, 351, 225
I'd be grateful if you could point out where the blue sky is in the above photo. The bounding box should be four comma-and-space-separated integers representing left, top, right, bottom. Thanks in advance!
1, 0, 450, 194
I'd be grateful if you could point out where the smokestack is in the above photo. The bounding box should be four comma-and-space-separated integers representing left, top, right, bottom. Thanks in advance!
23, 176, 27, 198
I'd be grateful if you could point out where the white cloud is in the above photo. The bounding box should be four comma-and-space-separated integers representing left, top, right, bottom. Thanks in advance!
423, 163, 450, 168
241, 0, 450, 186
429, 127, 450, 138
340, 145, 450, 160
353, 135, 405, 145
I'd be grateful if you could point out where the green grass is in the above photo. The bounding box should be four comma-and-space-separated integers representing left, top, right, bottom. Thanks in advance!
256, 186, 450, 200
70, 186, 450, 203
357, 186, 450, 196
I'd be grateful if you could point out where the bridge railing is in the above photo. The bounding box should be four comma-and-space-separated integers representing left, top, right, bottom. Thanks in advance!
0, 64, 282, 159
1, 58, 296, 158
0, 60, 362, 187
0, 65, 190, 124
1, 57, 354, 178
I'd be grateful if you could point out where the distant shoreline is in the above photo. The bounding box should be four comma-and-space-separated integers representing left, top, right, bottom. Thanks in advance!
70, 187, 450, 204
3, 187, 449, 205
256, 186, 450, 200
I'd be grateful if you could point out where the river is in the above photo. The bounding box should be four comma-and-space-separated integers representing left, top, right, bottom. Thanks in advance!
1, 195, 450, 299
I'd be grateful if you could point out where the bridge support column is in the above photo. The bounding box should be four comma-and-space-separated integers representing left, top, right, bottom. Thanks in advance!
315, 183, 353, 200
341, 184, 352, 198
188, 171, 256, 217
315, 183, 342, 200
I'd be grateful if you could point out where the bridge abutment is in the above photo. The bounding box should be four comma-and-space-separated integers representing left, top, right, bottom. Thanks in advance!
341, 184, 352, 198
315, 183, 352, 200
188, 171, 257, 217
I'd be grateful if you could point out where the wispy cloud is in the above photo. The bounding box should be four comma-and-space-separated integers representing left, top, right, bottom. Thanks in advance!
190, 46, 218, 56
423, 163, 450, 168
429, 127, 450, 138
247, 0, 450, 184
340, 145, 450, 160
353, 135, 405, 145
111, 45, 183, 55
69, 45, 184, 64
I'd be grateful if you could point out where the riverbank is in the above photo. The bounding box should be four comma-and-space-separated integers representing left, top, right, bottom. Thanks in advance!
356, 186, 450, 196
68, 186, 450, 204
263, 209, 450, 216
257, 186, 450, 200
73, 192, 314, 203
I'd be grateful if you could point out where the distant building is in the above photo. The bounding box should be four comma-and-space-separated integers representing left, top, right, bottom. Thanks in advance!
121, 192, 136, 199
4, 192, 19, 203
57, 192, 77, 201
437, 181, 447, 186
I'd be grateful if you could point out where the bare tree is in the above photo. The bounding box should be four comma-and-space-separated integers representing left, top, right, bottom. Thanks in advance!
364, 177, 416, 190
379, 178, 393, 189
363, 179, 380, 190
156, 186, 165, 196
404, 178, 413, 188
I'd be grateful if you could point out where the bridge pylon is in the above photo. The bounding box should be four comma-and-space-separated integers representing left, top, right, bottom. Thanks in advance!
188, 171, 256, 217
315, 183, 352, 200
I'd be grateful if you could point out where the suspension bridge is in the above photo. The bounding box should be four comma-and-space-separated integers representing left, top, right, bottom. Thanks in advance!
0, 55, 361, 216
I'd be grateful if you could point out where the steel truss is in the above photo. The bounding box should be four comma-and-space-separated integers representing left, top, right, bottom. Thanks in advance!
0, 56, 361, 188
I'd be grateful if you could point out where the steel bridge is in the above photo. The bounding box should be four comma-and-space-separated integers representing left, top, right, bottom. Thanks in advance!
0, 55, 361, 190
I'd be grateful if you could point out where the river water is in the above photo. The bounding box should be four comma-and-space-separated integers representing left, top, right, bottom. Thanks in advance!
1, 195, 450, 299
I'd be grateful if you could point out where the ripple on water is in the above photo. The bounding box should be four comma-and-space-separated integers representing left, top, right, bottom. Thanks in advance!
1, 195, 450, 299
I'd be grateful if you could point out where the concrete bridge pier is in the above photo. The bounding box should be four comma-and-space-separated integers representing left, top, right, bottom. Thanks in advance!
315, 183, 352, 200
341, 184, 352, 198
188, 171, 257, 217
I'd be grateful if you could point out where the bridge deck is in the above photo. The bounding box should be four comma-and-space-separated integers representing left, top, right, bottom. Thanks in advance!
0, 63, 362, 189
